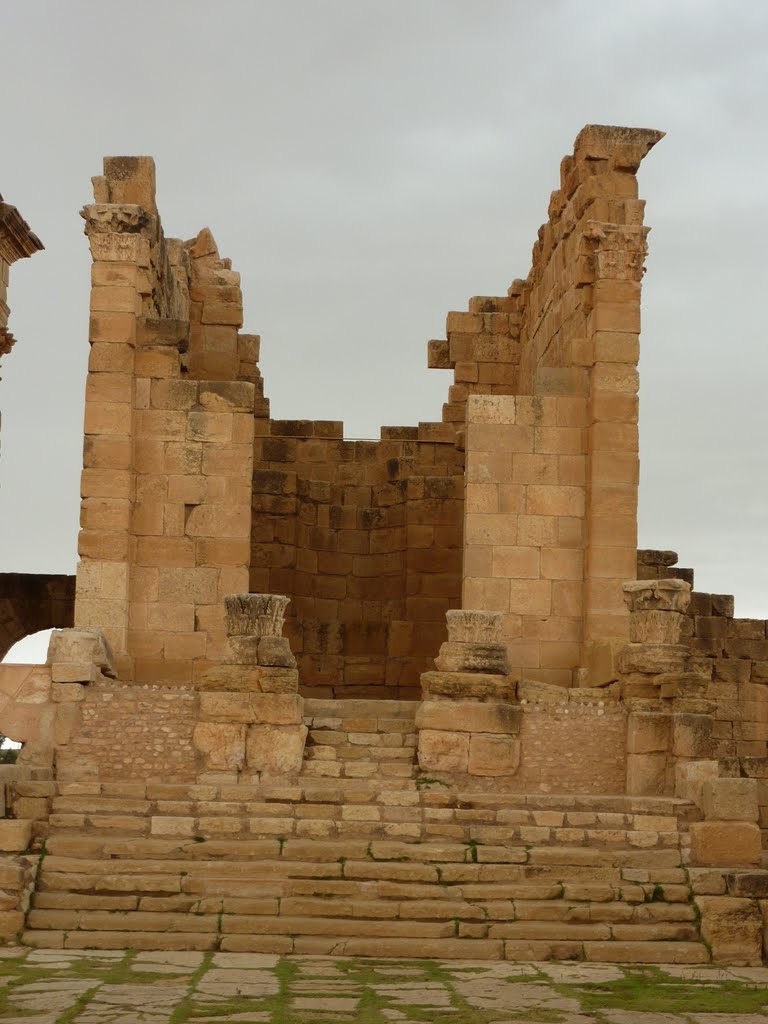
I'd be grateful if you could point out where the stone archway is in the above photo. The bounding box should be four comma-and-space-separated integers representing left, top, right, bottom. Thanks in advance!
0, 574, 75, 661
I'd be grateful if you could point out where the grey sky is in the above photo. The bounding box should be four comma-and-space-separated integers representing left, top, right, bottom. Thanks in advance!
1, 0, 767, 633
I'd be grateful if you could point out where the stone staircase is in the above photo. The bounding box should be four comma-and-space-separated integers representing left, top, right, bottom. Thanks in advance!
301, 699, 419, 781
23, 777, 710, 963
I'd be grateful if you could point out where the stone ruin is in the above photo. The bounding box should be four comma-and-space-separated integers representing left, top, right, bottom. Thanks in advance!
0, 125, 767, 965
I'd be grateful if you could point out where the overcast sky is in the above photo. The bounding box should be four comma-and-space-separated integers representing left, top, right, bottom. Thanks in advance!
1, 0, 767, 657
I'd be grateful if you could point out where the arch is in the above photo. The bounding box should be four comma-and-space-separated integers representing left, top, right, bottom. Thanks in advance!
0, 574, 75, 661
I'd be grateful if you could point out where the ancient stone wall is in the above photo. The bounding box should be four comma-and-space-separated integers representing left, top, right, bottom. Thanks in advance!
459, 126, 662, 685
251, 422, 463, 697
56, 683, 198, 783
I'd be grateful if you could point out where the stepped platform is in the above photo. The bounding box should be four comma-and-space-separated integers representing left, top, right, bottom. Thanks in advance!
23, 773, 708, 962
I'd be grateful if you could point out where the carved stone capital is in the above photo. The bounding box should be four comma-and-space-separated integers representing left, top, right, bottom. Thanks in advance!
80, 203, 152, 236
224, 594, 290, 639
623, 579, 691, 614
623, 579, 691, 646
445, 609, 503, 645
0, 199, 44, 265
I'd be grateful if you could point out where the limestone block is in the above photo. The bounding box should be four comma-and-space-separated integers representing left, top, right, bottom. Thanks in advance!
257, 637, 296, 669
518, 679, 567, 705
223, 636, 260, 665
246, 724, 307, 774
420, 671, 514, 701
197, 665, 298, 693
725, 872, 768, 899
627, 712, 671, 753
51, 683, 86, 703
626, 752, 667, 796
702, 778, 759, 823
50, 662, 99, 684
0, 911, 25, 939
0, 820, 32, 852
618, 644, 688, 675
688, 868, 727, 895
417, 730, 470, 773
249, 694, 303, 725
47, 628, 114, 677
468, 734, 520, 777
696, 896, 763, 965
675, 759, 720, 804
673, 714, 714, 758
415, 700, 521, 735
658, 673, 708, 699
445, 609, 503, 644
199, 692, 303, 726
192, 722, 246, 772
434, 641, 507, 675
689, 822, 762, 867
224, 594, 289, 638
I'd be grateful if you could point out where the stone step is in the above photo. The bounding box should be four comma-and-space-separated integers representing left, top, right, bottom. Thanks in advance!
35, 780, 701, 818
20, 926, 710, 962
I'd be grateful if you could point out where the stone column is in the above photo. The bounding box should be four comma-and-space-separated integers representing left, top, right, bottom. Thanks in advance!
416, 609, 521, 777
620, 578, 725, 799
193, 594, 306, 779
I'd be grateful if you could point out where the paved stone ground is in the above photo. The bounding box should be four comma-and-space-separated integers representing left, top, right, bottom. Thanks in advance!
0, 947, 766, 1023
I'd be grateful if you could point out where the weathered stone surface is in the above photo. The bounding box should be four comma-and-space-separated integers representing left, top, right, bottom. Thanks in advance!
192, 722, 245, 772
689, 821, 762, 867
224, 594, 289, 638
629, 610, 686, 645
198, 665, 298, 693
468, 734, 520, 776
445, 609, 503, 644
623, 578, 691, 614
257, 637, 296, 668
675, 759, 720, 804
417, 729, 469, 772
725, 871, 768, 898
625, 752, 667, 796
617, 644, 688, 675
415, 700, 521, 735
47, 628, 114, 677
435, 641, 507, 675
420, 671, 514, 701
246, 724, 307, 774
518, 679, 567, 705
702, 778, 759, 822
672, 714, 713, 758
199, 692, 303, 726
626, 712, 670, 753
696, 896, 763, 965
0, 820, 32, 852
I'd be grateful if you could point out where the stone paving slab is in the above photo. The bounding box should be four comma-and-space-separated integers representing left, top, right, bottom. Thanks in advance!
0, 948, 766, 1022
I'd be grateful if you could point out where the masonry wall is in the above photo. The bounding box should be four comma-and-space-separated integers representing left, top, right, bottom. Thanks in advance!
251, 423, 464, 697
459, 126, 662, 685
73, 130, 664, 695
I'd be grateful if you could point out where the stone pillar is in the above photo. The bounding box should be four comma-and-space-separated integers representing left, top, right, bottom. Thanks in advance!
416, 609, 521, 777
620, 579, 696, 795
193, 594, 306, 779
620, 578, 733, 803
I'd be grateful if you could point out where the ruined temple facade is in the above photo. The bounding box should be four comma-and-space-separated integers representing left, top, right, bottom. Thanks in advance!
1, 126, 768, 965
73, 126, 659, 697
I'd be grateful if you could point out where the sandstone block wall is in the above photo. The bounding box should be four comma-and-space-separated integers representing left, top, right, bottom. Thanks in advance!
69, 128, 663, 695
